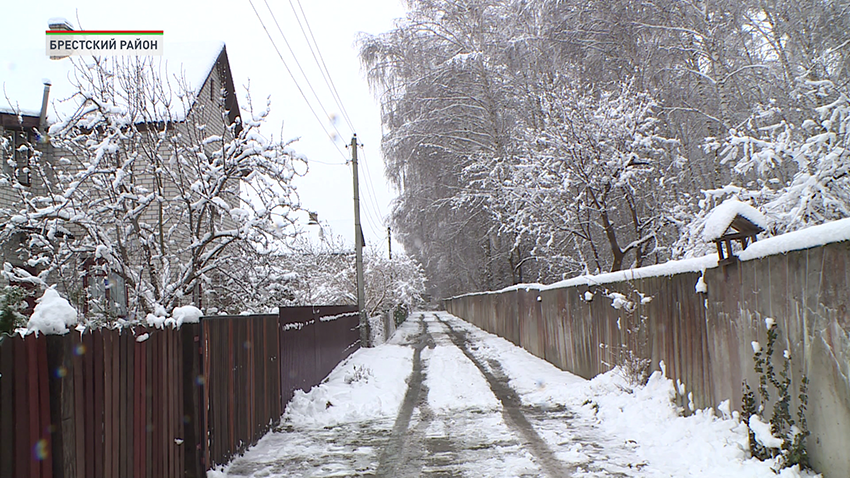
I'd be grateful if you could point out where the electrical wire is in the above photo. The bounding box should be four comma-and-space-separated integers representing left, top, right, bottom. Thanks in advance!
262, 0, 349, 144
292, 0, 356, 133
250, 0, 388, 242
351, 162, 384, 237
358, 145, 388, 224
247, 0, 347, 160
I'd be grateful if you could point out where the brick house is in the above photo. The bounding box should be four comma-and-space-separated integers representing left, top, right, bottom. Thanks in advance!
0, 40, 242, 317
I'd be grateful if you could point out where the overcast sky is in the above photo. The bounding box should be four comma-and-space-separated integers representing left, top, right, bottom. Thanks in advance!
0, 0, 406, 252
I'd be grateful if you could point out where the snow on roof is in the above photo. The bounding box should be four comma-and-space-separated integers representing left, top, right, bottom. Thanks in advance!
701, 198, 768, 242
0, 41, 225, 123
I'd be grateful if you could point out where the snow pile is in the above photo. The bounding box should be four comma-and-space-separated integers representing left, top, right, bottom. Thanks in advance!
606, 291, 634, 311
282, 324, 416, 429
441, 312, 819, 478
26, 288, 77, 335
172, 305, 203, 326
283, 346, 412, 428
749, 414, 784, 448
145, 304, 170, 329
701, 198, 768, 241
145, 304, 202, 329
695, 272, 708, 293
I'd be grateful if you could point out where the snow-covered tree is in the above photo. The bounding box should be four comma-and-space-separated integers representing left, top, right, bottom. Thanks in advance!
465, 82, 682, 274
673, 79, 850, 258
362, 244, 427, 316
207, 233, 427, 317
0, 55, 305, 319
363, 0, 850, 293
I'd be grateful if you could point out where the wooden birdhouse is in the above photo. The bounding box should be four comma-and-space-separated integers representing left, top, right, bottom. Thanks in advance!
701, 199, 767, 265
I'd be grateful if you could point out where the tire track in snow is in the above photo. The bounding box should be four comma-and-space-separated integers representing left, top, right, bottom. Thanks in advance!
435, 314, 573, 478
376, 315, 439, 477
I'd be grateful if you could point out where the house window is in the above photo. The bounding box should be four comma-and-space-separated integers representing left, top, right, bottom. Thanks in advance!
2, 130, 32, 187
88, 273, 128, 318
82, 258, 129, 319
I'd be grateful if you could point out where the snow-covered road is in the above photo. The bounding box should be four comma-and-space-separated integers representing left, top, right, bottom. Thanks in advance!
211, 312, 816, 478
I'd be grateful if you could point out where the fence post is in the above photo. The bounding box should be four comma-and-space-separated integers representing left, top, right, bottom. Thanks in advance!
46, 334, 75, 478
181, 323, 204, 478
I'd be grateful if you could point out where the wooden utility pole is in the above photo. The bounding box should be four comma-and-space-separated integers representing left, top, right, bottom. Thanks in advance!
351, 135, 369, 346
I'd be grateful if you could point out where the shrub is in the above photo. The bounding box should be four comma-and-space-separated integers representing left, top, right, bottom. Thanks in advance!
741, 319, 809, 470
0, 286, 27, 335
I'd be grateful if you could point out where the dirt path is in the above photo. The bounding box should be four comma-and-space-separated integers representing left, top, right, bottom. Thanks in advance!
375, 317, 440, 476
434, 315, 573, 478
222, 313, 640, 477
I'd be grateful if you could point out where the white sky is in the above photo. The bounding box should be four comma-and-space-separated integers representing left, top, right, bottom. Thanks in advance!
0, 0, 406, 252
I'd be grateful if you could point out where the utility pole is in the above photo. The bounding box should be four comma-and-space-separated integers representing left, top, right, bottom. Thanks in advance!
351, 135, 369, 346
388, 226, 393, 307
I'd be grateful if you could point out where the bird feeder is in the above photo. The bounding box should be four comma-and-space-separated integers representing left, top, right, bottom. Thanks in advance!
700, 199, 768, 266
711, 214, 764, 265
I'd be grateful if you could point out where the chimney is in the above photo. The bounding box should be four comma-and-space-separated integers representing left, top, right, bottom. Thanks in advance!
38, 80, 51, 138
48, 17, 74, 31
48, 18, 74, 60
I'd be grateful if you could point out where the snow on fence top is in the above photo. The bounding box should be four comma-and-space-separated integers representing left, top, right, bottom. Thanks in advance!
447, 216, 850, 300
701, 198, 768, 242
738, 216, 850, 261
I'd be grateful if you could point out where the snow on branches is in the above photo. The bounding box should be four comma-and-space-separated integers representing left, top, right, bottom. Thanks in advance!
463, 82, 682, 275
0, 54, 306, 319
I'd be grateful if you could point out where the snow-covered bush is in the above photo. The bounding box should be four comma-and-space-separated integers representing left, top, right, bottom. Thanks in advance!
617, 350, 652, 387
0, 285, 27, 335
26, 288, 78, 335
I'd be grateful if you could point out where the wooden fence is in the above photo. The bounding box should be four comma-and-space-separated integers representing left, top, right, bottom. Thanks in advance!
0, 305, 360, 477
279, 306, 360, 407
444, 240, 850, 478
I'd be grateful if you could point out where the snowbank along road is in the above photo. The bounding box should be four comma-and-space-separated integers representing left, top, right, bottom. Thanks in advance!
213, 313, 819, 478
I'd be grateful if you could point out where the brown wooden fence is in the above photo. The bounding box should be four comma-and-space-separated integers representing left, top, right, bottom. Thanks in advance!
0, 326, 192, 478
279, 306, 360, 408
0, 305, 360, 477
202, 314, 281, 469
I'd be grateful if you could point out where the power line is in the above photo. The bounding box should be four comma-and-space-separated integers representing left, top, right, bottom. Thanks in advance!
247, 0, 347, 160
359, 145, 387, 224
250, 0, 387, 244
308, 158, 347, 166
291, 0, 356, 133
346, 144, 383, 242
262, 0, 349, 144
353, 163, 384, 235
